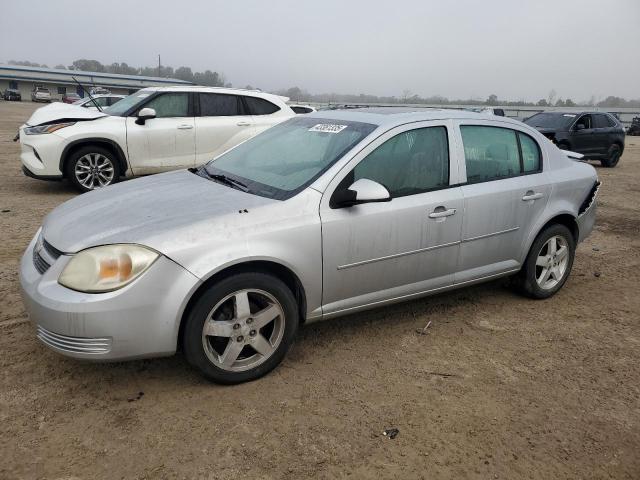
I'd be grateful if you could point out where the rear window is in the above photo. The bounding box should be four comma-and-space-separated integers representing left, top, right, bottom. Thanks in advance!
199, 93, 241, 116
244, 96, 280, 115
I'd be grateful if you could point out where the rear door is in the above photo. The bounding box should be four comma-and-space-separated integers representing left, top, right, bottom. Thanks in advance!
194, 92, 255, 165
126, 92, 196, 174
320, 122, 463, 315
592, 114, 613, 155
455, 123, 550, 283
243, 95, 289, 134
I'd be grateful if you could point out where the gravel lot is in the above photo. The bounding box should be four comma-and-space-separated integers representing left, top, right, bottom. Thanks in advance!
1, 101, 638, 479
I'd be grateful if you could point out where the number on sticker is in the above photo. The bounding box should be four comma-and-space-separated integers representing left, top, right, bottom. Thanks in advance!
309, 124, 348, 134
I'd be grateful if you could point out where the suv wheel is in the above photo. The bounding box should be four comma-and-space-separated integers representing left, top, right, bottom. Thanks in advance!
514, 224, 575, 299
601, 144, 621, 168
183, 272, 299, 384
66, 146, 120, 192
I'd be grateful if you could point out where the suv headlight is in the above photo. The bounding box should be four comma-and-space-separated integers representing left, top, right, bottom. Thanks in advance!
59, 244, 159, 293
24, 122, 76, 135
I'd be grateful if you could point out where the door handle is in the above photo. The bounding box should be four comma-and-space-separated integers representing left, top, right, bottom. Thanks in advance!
428, 207, 457, 219
177, 124, 193, 130
522, 192, 543, 201
236, 121, 251, 127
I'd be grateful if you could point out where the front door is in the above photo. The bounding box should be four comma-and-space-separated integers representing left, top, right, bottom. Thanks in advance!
126, 92, 196, 174
320, 123, 463, 316
570, 114, 596, 154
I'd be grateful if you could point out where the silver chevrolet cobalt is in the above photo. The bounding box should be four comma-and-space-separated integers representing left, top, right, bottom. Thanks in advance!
20, 109, 599, 384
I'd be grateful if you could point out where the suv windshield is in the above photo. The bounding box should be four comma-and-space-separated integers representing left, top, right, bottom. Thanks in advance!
524, 113, 576, 129
204, 116, 377, 200
103, 90, 154, 116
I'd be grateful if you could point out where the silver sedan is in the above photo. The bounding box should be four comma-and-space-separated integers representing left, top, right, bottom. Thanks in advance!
20, 109, 599, 384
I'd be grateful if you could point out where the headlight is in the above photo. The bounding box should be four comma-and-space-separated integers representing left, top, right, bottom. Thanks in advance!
24, 122, 75, 135
58, 244, 159, 293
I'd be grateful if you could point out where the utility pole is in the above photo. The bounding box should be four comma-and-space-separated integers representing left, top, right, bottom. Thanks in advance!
158, 54, 161, 77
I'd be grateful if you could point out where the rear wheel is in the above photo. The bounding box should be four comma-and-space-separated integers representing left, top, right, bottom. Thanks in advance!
66, 145, 120, 192
182, 272, 299, 384
601, 144, 621, 168
514, 224, 575, 299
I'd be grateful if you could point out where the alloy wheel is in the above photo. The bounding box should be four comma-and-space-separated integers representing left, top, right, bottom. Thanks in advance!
75, 153, 115, 190
201, 289, 285, 372
535, 235, 569, 290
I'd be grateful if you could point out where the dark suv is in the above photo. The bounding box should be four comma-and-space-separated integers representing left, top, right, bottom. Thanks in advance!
524, 111, 625, 167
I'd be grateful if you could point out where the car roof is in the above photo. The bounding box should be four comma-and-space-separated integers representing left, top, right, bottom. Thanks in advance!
532, 111, 609, 116
137, 85, 288, 102
305, 107, 525, 128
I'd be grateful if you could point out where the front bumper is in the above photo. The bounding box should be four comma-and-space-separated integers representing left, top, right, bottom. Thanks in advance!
19, 129, 65, 177
19, 232, 201, 361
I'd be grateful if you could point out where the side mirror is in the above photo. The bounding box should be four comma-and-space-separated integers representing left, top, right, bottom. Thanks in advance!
575, 124, 586, 131
331, 178, 391, 208
135, 107, 156, 125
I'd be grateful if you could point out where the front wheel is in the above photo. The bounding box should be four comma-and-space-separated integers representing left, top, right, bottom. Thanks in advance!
514, 224, 576, 299
182, 272, 299, 384
66, 146, 120, 192
601, 144, 621, 168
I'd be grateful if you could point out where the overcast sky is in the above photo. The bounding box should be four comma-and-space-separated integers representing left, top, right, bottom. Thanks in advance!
1, 0, 638, 101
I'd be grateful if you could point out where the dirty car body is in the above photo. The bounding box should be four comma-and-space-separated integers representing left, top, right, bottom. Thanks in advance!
20, 109, 599, 383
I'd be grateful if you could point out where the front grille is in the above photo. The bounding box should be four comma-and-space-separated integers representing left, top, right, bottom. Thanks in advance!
32, 235, 62, 275
36, 326, 112, 354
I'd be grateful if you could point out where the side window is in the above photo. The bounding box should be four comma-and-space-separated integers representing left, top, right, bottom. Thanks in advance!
575, 114, 592, 130
142, 93, 189, 118
518, 132, 541, 173
352, 126, 449, 198
199, 93, 241, 116
244, 96, 280, 115
593, 114, 612, 129
460, 126, 520, 183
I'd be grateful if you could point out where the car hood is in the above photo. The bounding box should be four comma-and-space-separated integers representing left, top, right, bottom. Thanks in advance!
25, 102, 107, 126
42, 170, 278, 254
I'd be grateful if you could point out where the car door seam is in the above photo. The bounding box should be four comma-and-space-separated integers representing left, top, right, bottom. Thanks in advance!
461, 226, 520, 243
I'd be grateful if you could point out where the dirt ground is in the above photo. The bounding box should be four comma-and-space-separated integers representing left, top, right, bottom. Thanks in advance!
0, 101, 638, 480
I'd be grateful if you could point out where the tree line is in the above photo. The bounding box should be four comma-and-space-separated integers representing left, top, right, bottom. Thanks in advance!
277, 87, 640, 108
6, 60, 638, 107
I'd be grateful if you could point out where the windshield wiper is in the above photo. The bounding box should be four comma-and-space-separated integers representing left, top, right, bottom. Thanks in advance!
200, 169, 249, 192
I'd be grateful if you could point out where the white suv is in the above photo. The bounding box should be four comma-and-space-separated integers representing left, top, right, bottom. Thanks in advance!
19, 86, 295, 191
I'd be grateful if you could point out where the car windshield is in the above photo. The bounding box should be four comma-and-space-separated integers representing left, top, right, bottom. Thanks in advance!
103, 90, 154, 116
204, 116, 377, 200
524, 113, 575, 129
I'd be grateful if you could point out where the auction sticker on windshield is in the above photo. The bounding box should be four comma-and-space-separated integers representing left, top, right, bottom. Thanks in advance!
309, 124, 348, 134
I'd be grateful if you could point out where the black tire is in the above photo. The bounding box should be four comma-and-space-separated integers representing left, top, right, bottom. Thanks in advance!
65, 145, 120, 193
601, 144, 621, 168
514, 224, 576, 299
182, 272, 299, 384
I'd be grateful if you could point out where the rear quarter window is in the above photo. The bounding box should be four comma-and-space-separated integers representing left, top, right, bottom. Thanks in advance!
244, 96, 280, 115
